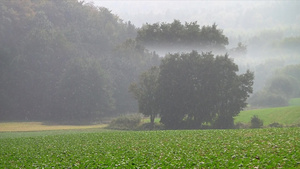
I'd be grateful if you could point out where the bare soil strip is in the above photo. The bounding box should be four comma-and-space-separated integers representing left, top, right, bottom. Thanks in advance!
0, 122, 107, 132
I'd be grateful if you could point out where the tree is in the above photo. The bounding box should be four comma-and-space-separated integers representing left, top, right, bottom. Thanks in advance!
199, 23, 229, 50
229, 42, 247, 57
107, 39, 160, 115
129, 66, 160, 127
51, 57, 114, 123
156, 51, 253, 129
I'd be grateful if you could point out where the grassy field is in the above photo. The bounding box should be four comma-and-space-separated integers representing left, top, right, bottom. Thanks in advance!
0, 122, 107, 132
235, 98, 300, 126
235, 106, 300, 126
0, 128, 299, 168
289, 98, 300, 106
1, 99, 299, 168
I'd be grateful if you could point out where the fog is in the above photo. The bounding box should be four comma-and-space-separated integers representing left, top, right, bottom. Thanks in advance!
1, 0, 299, 123
88, 0, 300, 92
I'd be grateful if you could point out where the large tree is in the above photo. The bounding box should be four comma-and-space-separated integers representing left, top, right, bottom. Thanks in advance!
157, 51, 253, 129
129, 66, 160, 126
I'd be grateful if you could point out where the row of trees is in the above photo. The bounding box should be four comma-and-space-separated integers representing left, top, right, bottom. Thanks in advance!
130, 51, 254, 129
0, 0, 254, 126
136, 20, 229, 51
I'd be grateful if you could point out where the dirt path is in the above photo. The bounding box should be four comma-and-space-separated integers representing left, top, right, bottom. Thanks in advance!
0, 122, 107, 132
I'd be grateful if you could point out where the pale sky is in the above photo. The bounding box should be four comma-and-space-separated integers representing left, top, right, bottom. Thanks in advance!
86, 0, 300, 31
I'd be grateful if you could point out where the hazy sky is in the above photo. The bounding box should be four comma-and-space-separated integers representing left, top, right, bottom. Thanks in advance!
87, 0, 300, 32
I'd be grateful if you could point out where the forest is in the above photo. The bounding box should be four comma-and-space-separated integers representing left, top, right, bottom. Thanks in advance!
0, 0, 160, 123
0, 0, 299, 128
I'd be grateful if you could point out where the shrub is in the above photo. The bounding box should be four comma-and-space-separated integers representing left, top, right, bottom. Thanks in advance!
137, 122, 165, 130
268, 122, 283, 128
235, 122, 250, 129
250, 115, 263, 128
107, 114, 142, 130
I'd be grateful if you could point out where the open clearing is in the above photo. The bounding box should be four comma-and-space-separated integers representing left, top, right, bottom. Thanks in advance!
0, 128, 299, 168
289, 98, 300, 106
235, 106, 300, 126
0, 122, 107, 132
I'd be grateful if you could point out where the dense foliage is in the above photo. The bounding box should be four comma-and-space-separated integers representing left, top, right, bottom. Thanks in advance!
107, 114, 142, 130
129, 66, 160, 126
158, 51, 253, 129
0, 0, 159, 123
250, 115, 264, 128
136, 20, 229, 53
0, 128, 299, 168
131, 51, 253, 129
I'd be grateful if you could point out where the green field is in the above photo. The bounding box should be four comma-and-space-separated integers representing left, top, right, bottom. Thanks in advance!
235, 106, 300, 126
235, 98, 300, 126
1, 128, 299, 168
289, 98, 300, 106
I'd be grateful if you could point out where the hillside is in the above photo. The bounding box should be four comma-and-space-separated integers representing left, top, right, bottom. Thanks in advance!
235, 99, 300, 126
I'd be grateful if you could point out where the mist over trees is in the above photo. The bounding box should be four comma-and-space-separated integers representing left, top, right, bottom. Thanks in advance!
137, 21, 228, 51
0, 0, 159, 123
136, 21, 229, 56
1, 0, 299, 127
249, 64, 300, 108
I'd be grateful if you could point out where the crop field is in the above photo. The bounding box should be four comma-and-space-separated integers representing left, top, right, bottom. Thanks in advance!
1, 128, 299, 168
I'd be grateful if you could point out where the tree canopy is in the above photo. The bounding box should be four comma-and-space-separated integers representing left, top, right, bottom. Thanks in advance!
132, 51, 254, 129
136, 20, 229, 52
0, 0, 254, 127
0, 0, 159, 123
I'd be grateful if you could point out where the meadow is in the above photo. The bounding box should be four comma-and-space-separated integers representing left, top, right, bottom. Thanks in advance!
235, 98, 300, 126
235, 106, 300, 126
0, 128, 299, 168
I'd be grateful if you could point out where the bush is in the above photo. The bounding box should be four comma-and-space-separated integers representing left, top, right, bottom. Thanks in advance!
235, 122, 250, 129
137, 122, 165, 130
268, 122, 283, 128
250, 115, 263, 128
107, 114, 142, 130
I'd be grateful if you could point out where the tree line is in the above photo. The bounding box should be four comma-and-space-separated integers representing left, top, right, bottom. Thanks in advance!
136, 20, 229, 51
0, 0, 159, 123
0, 0, 254, 128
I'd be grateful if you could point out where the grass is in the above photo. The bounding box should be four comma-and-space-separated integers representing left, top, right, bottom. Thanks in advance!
0, 128, 299, 168
235, 98, 300, 126
235, 106, 300, 126
0, 122, 107, 132
289, 98, 300, 106
141, 117, 161, 123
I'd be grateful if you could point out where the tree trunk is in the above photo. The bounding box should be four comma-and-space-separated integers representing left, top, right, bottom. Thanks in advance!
150, 114, 155, 129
